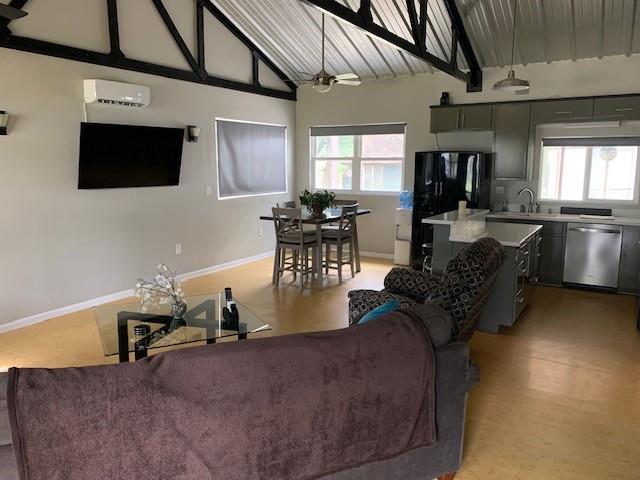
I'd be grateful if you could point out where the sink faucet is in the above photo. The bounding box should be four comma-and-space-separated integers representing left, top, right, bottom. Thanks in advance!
517, 188, 535, 213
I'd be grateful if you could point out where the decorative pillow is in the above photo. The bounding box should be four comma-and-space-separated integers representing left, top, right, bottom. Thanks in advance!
358, 299, 400, 324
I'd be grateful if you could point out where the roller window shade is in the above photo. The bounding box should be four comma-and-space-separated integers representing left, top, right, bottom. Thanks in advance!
216, 120, 287, 198
543, 137, 640, 147
310, 123, 406, 137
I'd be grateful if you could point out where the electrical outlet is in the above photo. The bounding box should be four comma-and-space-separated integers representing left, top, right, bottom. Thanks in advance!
258, 227, 263, 237
175, 243, 182, 255
495, 186, 505, 195
205, 185, 212, 196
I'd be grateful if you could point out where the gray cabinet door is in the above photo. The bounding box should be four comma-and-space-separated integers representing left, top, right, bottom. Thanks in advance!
531, 99, 594, 124
493, 103, 531, 179
460, 105, 492, 130
618, 226, 640, 293
593, 96, 640, 121
430, 107, 460, 133
538, 234, 565, 285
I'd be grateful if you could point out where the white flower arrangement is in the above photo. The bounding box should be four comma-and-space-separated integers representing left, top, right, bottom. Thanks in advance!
134, 264, 185, 313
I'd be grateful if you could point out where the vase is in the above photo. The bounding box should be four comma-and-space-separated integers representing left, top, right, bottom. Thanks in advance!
311, 203, 325, 216
170, 300, 188, 319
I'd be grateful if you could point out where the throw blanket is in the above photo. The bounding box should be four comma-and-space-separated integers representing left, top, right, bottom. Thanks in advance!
8, 311, 436, 480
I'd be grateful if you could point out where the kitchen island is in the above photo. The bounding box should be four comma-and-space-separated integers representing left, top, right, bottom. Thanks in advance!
423, 210, 542, 334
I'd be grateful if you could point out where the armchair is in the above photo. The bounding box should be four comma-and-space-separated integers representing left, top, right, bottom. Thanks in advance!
349, 238, 505, 342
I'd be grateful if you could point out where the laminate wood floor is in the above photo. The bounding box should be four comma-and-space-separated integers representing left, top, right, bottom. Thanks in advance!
0, 256, 638, 479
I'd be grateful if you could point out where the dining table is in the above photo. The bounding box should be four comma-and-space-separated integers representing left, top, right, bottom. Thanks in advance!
259, 207, 372, 282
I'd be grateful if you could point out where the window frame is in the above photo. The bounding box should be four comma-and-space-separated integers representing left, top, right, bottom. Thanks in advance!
538, 138, 640, 206
214, 117, 288, 201
309, 129, 405, 196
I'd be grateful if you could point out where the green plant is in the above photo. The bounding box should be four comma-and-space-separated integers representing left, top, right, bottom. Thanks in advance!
299, 189, 336, 213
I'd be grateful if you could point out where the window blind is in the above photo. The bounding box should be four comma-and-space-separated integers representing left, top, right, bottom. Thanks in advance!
216, 119, 287, 198
543, 137, 640, 147
309, 123, 406, 137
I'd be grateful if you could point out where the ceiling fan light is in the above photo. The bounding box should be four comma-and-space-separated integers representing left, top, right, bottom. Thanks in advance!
313, 83, 332, 94
493, 69, 530, 92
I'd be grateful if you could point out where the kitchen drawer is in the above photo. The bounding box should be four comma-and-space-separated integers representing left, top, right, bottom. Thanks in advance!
531, 99, 594, 124
593, 96, 640, 120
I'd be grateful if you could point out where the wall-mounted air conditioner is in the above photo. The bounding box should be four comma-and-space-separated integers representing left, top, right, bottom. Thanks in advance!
83, 79, 150, 108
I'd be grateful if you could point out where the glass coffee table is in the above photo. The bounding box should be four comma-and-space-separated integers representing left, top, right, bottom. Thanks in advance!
94, 293, 270, 362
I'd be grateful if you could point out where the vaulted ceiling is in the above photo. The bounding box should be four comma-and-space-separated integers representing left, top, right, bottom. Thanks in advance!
213, 0, 640, 83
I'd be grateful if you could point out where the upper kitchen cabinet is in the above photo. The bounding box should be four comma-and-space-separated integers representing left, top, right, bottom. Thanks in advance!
430, 105, 492, 133
593, 96, 640, 121
493, 103, 531, 179
430, 107, 460, 133
530, 99, 594, 124
459, 105, 493, 130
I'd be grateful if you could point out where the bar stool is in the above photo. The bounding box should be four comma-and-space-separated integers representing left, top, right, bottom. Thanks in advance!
272, 207, 317, 290
322, 200, 360, 273
322, 205, 358, 284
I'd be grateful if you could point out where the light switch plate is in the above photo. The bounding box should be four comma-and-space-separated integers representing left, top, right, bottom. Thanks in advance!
495, 186, 505, 194
205, 185, 212, 196
175, 243, 182, 255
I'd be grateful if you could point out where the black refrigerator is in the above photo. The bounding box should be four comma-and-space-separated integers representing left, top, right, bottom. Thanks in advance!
411, 151, 493, 270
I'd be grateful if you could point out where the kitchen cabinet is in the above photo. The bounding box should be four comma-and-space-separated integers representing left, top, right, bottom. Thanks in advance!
538, 234, 565, 285
430, 105, 492, 133
530, 99, 594, 124
593, 96, 640, 121
618, 226, 640, 294
488, 218, 566, 285
430, 107, 460, 133
493, 103, 531, 179
459, 105, 493, 130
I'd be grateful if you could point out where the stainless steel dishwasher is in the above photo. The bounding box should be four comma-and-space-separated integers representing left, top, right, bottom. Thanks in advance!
563, 223, 622, 289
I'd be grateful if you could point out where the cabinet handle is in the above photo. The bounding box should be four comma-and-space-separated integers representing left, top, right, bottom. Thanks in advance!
516, 296, 526, 304
555, 111, 573, 114
615, 107, 634, 112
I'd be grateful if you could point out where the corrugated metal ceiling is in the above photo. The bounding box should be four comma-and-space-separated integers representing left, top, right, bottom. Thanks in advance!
211, 0, 640, 83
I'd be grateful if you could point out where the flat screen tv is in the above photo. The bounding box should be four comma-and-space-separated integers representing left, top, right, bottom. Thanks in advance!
78, 122, 184, 189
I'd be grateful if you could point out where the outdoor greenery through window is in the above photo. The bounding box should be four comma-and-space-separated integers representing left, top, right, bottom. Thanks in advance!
311, 126, 405, 193
539, 138, 640, 203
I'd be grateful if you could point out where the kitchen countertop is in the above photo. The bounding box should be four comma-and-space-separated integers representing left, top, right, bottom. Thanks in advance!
421, 209, 489, 224
487, 212, 640, 226
450, 222, 542, 247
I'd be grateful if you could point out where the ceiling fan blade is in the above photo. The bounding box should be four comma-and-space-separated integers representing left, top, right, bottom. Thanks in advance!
335, 79, 362, 86
334, 73, 360, 81
0, 3, 28, 19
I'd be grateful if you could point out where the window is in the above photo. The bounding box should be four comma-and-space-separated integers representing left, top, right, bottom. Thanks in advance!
310, 124, 405, 194
539, 138, 640, 203
216, 119, 287, 199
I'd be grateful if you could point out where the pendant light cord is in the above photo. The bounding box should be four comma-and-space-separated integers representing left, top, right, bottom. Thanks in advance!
321, 14, 325, 71
509, 0, 517, 69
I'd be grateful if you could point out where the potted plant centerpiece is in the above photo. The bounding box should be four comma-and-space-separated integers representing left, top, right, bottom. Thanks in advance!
299, 189, 336, 217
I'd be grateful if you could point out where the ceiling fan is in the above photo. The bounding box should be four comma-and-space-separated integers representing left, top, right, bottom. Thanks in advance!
0, 2, 28, 20
298, 14, 362, 93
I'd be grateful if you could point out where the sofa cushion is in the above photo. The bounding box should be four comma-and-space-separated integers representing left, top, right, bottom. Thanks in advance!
358, 299, 400, 324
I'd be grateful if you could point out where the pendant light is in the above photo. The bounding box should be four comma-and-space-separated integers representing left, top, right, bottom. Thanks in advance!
493, 0, 529, 92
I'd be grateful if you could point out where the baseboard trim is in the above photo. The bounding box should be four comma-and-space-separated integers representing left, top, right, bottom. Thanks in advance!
0, 251, 274, 335
359, 251, 394, 260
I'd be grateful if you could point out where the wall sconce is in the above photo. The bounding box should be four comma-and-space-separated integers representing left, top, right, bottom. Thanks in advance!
0, 111, 8, 135
187, 125, 200, 143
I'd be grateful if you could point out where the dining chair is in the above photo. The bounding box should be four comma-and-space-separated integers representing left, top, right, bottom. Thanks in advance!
277, 200, 296, 208
322, 205, 358, 284
323, 200, 360, 273
271, 207, 317, 290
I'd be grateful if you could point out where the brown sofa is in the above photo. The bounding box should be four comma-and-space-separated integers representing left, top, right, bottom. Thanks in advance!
0, 305, 478, 480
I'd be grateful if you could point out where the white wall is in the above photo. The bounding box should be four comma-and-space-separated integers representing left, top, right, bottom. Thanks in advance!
0, 2, 295, 325
296, 54, 640, 253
